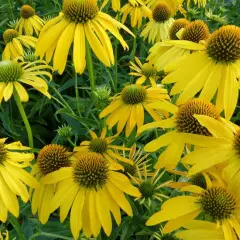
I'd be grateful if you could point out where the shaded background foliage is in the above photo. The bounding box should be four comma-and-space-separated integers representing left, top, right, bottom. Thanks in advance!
0, 0, 239, 239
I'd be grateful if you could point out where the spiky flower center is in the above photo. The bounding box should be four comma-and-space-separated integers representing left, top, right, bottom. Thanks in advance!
207, 25, 240, 64
37, 144, 71, 176
0, 61, 23, 83
0, 143, 8, 164
200, 187, 236, 221
73, 152, 108, 189
20, 5, 35, 18
63, 0, 99, 23
89, 138, 108, 153
24, 51, 38, 62
139, 181, 154, 198
181, 20, 210, 43
121, 84, 147, 105
175, 99, 220, 136
169, 18, 189, 40
3, 29, 19, 44
152, 3, 172, 23
141, 63, 158, 78
191, 173, 207, 189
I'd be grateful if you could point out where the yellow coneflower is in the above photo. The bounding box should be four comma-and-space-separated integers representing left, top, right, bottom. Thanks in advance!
181, 115, 240, 181
146, 174, 240, 240
31, 144, 73, 224
138, 99, 223, 170
0, 138, 39, 222
131, 164, 170, 206
168, 18, 190, 40
129, 57, 159, 86
16, 5, 45, 36
101, 0, 121, 11
162, 25, 240, 120
73, 128, 133, 169
2, 29, 37, 60
121, 0, 151, 28
35, 0, 134, 74
41, 152, 141, 239
0, 59, 51, 102
99, 84, 170, 137
148, 20, 210, 71
141, 2, 175, 43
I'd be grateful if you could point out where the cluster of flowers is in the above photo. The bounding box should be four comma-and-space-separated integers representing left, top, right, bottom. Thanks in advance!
0, 0, 240, 239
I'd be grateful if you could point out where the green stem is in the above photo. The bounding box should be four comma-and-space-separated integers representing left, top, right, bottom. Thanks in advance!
86, 42, 96, 91
73, 67, 81, 116
13, 90, 33, 150
9, 215, 25, 240
51, 86, 75, 115
29, 232, 73, 240
7, 0, 14, 20
131, 27, 138, 60
67, 137, 76, 147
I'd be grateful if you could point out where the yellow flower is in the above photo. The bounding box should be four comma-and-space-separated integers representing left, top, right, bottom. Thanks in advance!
176, 220, 225, 240
168, 18, 190, 40
0, 59, 51, 102
99, 84, 170, 137
187, 0, 207, 8
162, 25, 240, 120
101, 0, 121, 11
129, 57, 159, 86
138, 99, 223, 170
16, 5, 45, 36
2, 29, 37, 60
35, 0, 134, 74
41, 152, 141, 239
31, 144, 72, 224
0, 138, 39, 222
148, 20, 210, 71
73, 128, 133, 170
130, 165, 170, 206
146, 174, 240, 240
121, 0, 151, 28
141, 2, 175, 43
181, 115, 240, 181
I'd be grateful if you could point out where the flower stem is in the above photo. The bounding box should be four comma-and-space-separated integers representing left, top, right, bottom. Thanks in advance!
73, 67, 81, 116
13, 90, 33, 150
9, 215, 25, 240
67, 137, 76, 147
131, 27, 138, 60
86, 41, 96, 91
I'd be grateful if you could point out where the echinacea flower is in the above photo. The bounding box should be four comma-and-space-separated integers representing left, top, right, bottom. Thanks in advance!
2, 29, 37, 60
16, 5, 45, 36
141, 2, 175, 43
35, 0, 134, 74
138, 99, 223, 170
0, 59, 51, 102
146, 174, 240, 240
99, 84, 170, 137
129, 57, 159, 86
0, 138, 39, 222
130, 164, 170, 206
162, 25, 240, 120
31, 144, 72, 224
181, 115, 240, 181
168, 18, 189, 40
121, 0, 151, 28
148, 20, 210, 71
73, 128, 133, 169
41, 152, 141, 239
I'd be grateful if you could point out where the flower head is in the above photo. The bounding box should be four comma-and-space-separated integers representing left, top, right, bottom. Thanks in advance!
162, 25, 240, 119
41, 152, 141, 239
0, 138, 38, 222
0, 59, 51, 102
100, 84, 170, 137
169, 18, 189, 40
2, 29, 37, 60
16, 5, 45, 36
138, 99, 221, 170
36, 0, 134, 74
129, 57, 159, 86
